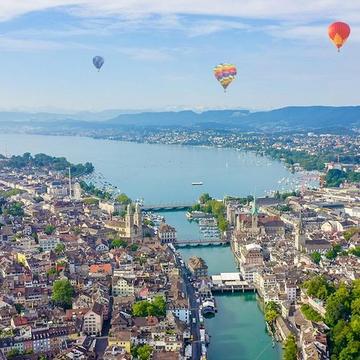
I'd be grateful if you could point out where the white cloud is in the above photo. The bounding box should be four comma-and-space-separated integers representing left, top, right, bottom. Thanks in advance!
1, 0, 360, 22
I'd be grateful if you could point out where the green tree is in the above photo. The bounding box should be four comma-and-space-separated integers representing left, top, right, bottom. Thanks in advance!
116, 193, 131, 205
55, 243, 65, 255
14, 303, 25, 314
131, 345, 152, 360
44, 224, 56, 235
218, 215, 228, 232
300, 304, 323, 322
51, 279, 74, 309
325, 283, 352, 327
7, 349, 20, 359
111, 239, 128, 249
137, 344, 152, 360
199, 193, 212, 204
265, 301, 280, 323
4, 202, 24, 217
339, 341, 360, 360
303, 276, 335, 301
310, 251, 322, 264
283, 335, 297, 360
344, 228, 359, 241
132, 296, 166, 317
130, 244, 139, 252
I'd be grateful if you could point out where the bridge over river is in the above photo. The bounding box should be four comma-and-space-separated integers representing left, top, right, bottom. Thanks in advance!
142, 203, 193, 211
174, 238, 230, 246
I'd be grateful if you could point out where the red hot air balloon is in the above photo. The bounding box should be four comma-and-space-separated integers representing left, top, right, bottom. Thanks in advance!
328, 22, 351, 52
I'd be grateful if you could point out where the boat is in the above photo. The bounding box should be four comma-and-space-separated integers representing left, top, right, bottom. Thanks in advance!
192, 182, 203, 186
201, 298, 217, 316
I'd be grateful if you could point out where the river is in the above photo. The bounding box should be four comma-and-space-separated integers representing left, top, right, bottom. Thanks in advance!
0, 133, 290, 359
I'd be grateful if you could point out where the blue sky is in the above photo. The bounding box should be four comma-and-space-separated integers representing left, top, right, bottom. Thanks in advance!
0, 1, 359, 112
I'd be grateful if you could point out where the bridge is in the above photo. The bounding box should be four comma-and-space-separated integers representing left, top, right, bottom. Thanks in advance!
174, 238, 230, 246
142, 203, 193, 211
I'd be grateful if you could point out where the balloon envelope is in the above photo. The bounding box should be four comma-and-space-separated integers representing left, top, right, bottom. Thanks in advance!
93, 56, 104, 70
328, 22, 351, 51
213, 63, 237, 91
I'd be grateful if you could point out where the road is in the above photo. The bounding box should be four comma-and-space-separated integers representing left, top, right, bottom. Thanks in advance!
174, 253, 202, 360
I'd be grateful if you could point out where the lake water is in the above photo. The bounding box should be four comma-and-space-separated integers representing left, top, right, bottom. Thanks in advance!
0, 134, 299, 203
0, 133, 288, 359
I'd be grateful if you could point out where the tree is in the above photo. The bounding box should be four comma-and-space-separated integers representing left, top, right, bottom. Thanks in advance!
344, 228, 359, 241
55, 243, 65, 255
264, 301, 280, 323
130, 244, 139, 252
44, 224, 56, 235
325, 283, 352, 327
283, 335, 297, 360
131, 345, 152, 360
51, 279, 74, 309
111, 239, 128, 249
303, 276, 335, 301
14, 303, 25, 314
116, 193, 131, 205
310, 251, 321, 264
199, 193, 212, 204
137, 344, 152, 360
132, 296, 166, 317
218, 216, 228, 232
4, 202, 24, 217
300, 304, 323, 322
326, 245, 342, 260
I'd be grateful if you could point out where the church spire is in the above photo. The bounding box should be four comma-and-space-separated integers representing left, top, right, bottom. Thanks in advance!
251, 195, 258, 216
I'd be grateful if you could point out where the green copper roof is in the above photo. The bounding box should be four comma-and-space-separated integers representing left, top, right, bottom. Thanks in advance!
251, 196, 259, 216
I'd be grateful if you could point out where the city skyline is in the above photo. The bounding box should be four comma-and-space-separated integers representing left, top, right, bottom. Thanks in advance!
0, 1, 359, 111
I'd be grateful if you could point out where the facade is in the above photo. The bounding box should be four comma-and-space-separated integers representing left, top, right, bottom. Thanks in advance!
105, 203, 143, 243
38, 235, 60, 252
83, 303, 103, 336
158, 223, 177, 244
188, 257, 208, 278
112, 277, 135, 297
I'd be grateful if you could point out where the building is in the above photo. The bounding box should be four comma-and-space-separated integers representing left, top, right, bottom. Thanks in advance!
83, 303, 103, 336
158, 223, 177, 244
239, 244, 263, 283
112, 277, 135, 297
188, 257, 208, 278
38, 235, 60, 252
295, 214, 331, 254
72, 182, 82, 200
47, 181, 68, 198
105, 203, 142, 243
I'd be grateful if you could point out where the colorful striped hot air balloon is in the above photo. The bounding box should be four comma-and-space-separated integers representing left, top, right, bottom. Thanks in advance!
328, 22, 351, 52
213, 63, 237, 92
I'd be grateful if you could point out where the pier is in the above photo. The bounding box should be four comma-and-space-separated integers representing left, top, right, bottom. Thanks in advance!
210, 273, 256, 293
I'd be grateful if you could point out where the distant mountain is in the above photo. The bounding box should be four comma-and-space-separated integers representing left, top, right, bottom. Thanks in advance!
0, 106, 359, 133
105, 106, 360, 132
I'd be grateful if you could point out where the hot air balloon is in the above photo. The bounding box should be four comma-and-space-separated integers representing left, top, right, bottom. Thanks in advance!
213, 63, 237, 92
93, 56, 104, 71
328, 22, 351, 52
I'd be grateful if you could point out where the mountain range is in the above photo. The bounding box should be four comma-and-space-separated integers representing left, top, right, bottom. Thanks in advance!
0, 106, 359, 133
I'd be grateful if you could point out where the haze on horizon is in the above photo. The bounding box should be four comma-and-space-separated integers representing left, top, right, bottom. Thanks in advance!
0, 0, 360, 112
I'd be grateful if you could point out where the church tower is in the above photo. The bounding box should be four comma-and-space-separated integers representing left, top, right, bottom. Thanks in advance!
134, 203, 143, 240
295, 211, 306, 251
251, 196, 259, 233
125, 204, 135, 241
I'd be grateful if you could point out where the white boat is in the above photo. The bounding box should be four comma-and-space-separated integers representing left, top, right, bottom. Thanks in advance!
192, 182, 203, 186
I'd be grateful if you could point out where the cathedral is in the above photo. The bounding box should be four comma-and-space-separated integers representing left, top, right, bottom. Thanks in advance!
294, 212, 331, 253
105, 203, 143, 243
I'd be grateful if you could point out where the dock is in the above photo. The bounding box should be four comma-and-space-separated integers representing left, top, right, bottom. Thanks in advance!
210, 272, 256, 293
